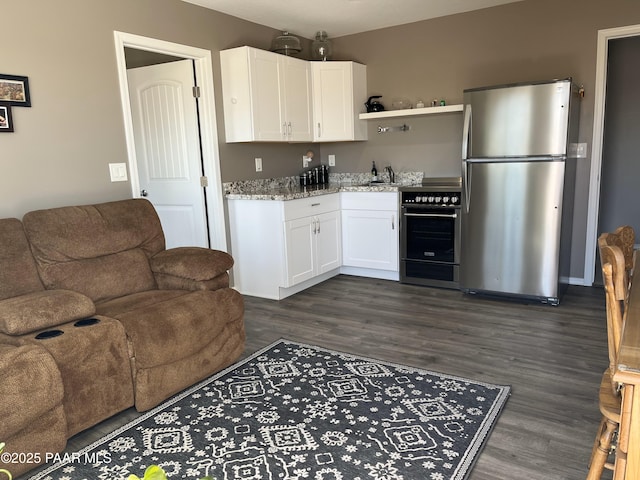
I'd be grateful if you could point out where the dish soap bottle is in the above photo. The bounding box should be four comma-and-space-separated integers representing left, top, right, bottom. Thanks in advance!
371, 161, 378, 182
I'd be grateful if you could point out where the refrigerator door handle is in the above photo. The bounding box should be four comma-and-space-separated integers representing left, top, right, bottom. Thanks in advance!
462, 104, 471, 160
462, 104, 472, 214
462, 160, 471, 214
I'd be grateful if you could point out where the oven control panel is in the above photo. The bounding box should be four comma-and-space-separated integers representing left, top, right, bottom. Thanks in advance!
401, 191, 461, 207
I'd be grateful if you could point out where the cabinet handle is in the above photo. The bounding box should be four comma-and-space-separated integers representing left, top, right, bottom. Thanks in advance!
317, 122, 321, 138
317, 218, 321, 234
313, 218, 318, 235
392, 214, 395, 230
288, 122, 292, 136
311, 203, 320, 207
282, 123, 287, 139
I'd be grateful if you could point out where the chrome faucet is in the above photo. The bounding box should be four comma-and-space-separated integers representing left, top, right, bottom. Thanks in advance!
384, 165, 395, 183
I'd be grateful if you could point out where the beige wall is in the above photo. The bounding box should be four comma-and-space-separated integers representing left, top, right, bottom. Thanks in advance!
327, 0, 640, 280
3, 0, 640, 280
2, 0, 309, 219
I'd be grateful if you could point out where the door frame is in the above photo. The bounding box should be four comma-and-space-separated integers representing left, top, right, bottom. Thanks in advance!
113, 31, 227, 251
584, 23, 640, 286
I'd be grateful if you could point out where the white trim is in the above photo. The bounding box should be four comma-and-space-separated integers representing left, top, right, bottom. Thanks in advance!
584, 24, 640, 286
113, 31, 227, 251
568, 276, 586, 287
339, 266, 399, 281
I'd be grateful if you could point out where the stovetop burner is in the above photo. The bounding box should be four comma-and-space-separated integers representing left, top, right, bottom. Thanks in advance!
400, 176, 462, 207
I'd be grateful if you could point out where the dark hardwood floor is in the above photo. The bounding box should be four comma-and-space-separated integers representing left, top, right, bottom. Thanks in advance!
32, 275, 611, 480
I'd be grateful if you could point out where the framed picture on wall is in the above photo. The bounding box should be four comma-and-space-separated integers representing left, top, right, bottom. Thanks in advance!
0, 105, 14, 132
0, 74, 31, 107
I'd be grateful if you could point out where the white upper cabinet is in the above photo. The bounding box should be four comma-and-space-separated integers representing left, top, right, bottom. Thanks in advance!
220, 46, 367, 143
311, 61, 368, 142
281, 56, 314, 141
220, 46, 312, 142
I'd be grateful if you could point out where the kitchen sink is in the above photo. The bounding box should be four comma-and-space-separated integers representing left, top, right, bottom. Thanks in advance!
358, 181, 402, 187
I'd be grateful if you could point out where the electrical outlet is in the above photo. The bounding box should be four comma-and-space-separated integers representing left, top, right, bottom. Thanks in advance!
255, 157, 262, 172
302, 156, 311, 168
328, 154, 336, 167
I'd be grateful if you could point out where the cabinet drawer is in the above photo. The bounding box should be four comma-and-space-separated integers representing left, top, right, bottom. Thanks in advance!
283, 194, 340, 220
341, 192, 398, 211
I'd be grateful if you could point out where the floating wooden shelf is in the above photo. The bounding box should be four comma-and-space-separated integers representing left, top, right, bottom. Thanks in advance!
359, 104, 464, 120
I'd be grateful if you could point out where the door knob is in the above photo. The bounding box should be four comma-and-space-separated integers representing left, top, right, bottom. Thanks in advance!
140, 189, 148, 197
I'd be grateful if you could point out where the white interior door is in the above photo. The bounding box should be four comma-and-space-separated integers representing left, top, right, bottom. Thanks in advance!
127, 60, 208, 248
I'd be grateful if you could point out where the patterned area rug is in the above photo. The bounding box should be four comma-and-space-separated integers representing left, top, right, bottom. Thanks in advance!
29, 339, 510, 480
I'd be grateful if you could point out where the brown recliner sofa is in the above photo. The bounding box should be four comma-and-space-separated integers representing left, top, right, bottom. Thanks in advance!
0, 199, 245, 477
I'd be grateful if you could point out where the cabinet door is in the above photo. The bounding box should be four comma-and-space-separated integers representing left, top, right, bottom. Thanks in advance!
282, 57, 313, 142
284, 216, 316, 286
342, 209, 399, 271
249, 48, 285, 141
312, 62, 353, 141
316, 211, 342, 274
311, 62, 367, 142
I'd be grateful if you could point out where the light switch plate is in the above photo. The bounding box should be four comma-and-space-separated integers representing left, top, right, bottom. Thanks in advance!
303, 155, 311, 168
328, 154, 336, 167
576, 143, 587, 158
109, 163, 128, 182
255, 157, 262, 172
568, 143, 587, 159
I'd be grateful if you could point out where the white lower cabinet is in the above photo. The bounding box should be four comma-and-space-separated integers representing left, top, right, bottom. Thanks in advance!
228, 194, 341, 299
341, 192, 399, 279
284, 210, 341, 286
228, 192, 399, 299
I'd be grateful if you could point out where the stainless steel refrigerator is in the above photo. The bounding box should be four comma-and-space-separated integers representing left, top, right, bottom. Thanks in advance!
460, 78, 581, 305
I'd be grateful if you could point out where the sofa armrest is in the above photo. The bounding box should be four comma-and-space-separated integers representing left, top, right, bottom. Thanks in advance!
0, 290, 96, 335
150, 247, 234, 291
0, 343, 65, 438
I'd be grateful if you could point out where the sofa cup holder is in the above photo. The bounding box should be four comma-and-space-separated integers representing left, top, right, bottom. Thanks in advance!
35, 329, 64, 340
74, 318, 101, 327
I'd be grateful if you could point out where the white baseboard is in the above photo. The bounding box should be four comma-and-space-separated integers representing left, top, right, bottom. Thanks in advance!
339, 266, 399, 281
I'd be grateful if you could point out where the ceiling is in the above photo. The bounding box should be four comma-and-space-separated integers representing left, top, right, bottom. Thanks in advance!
182, 0, 526, 39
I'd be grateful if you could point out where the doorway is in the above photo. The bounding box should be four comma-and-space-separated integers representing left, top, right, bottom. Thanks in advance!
113, 31, 227, 251
127, 59, 209, 248
584, 24, 640, 286
597, 37, 640, 255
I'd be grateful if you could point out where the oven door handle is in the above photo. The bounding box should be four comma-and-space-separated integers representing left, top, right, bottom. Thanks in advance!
403, 212, 458, 219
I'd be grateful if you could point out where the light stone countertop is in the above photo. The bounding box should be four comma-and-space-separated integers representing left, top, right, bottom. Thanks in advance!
224, 172, 423, 201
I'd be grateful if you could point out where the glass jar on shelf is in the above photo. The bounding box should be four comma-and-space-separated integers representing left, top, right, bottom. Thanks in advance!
311, 31, 332, 61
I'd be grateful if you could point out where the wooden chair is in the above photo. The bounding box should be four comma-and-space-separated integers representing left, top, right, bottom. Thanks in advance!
610, 225, 636, 277
598, 225, 636, 294
587, 244, 627, 480
598, 230, 635, 312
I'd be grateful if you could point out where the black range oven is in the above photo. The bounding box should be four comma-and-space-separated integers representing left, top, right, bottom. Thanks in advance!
399, 177, 462, 289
